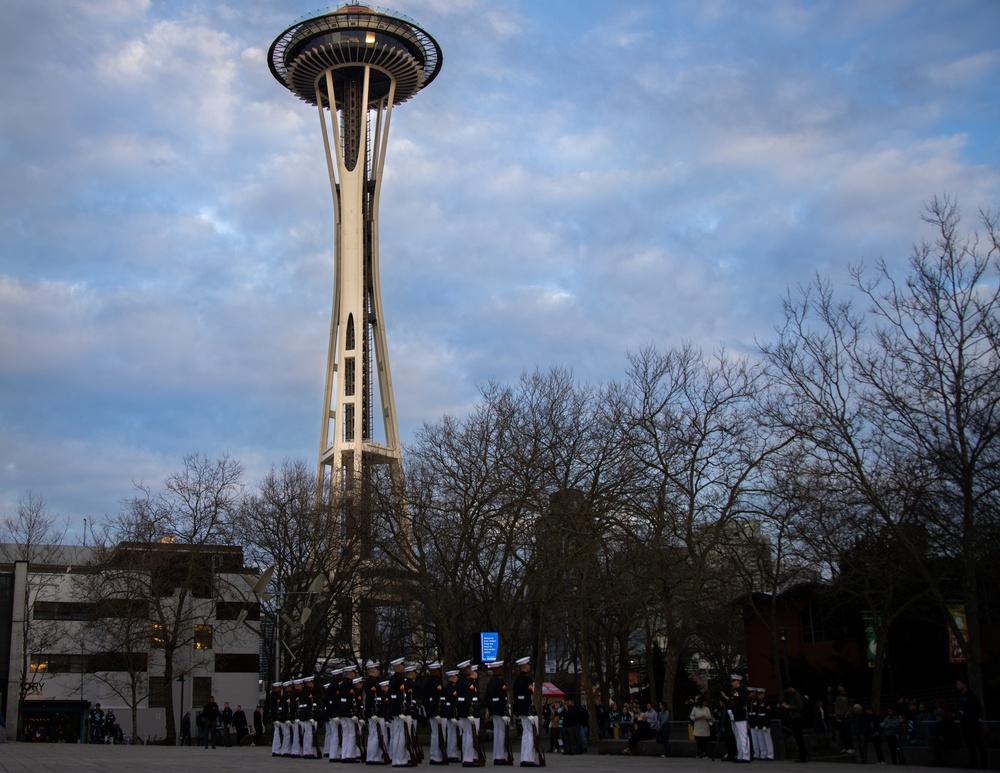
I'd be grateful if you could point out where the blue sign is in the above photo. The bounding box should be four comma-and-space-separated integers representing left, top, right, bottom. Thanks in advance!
480, 632, 499, 663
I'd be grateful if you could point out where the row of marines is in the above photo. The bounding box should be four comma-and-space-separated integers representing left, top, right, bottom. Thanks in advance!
266, 656, 545, 767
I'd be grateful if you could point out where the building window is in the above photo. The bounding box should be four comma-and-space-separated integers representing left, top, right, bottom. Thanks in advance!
151, 623, 170, 648
216, 601, 260, 621
30, 654, 88, 673
346, 314, 355, 350
149, 676, 168, 708
88, 652, 148, 672
194, 624, 213, 650
33, 601, 90, 620
192, 676, 212, 707
215, 653, 260, 673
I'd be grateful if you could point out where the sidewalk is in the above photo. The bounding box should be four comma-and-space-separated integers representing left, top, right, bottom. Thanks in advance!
0, 742, 971, 773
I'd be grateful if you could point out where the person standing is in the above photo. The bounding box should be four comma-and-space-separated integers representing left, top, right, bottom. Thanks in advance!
957, 679, 988, 769
220, 701, 233, 747
724, 673, 750, 762
280, 681, 295, 756
233, 704, 248, 746
339, 672, 364, 763
512, 656, 540, 767
882, 707, 905, 765
386, 657, 410, 766
252, 705, 264, 747
88, 704, 104, 744
442, 668, 461, 763
690, 696, 713, 759
324, 669, 342, 761
404, 663, 422, 764
300, 675, 319, 758
833, 684, 854, 753
179, 711, 192, 746
455, 659, 479, 766
363, 661, 383, 764
487, 661, 512, 765
202, 695, 220, 749
267, 682, 285, 756
423, 662, 445, 765
656, 701, 671, 758
781, 685, 808, 762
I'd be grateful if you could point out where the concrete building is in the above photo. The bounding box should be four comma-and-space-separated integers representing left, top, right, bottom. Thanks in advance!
0, 542, 260, 742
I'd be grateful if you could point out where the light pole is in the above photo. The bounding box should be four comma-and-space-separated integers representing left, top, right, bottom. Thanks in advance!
176, 674, 185, 745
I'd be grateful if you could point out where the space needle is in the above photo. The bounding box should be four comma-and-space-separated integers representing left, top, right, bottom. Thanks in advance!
268, 6, 441, 521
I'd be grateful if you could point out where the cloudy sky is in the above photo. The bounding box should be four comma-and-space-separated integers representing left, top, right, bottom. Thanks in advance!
2, 0, 998, 533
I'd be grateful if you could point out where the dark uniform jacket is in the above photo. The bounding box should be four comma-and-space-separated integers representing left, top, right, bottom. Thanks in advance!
387, 672, 406, 718
511, 673, 534, 717
486, 675, 508, 717
423, 675, 442, 718
442, 680, 459, 720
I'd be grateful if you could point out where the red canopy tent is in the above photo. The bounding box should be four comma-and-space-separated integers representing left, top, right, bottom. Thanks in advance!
541, 682, 565, 698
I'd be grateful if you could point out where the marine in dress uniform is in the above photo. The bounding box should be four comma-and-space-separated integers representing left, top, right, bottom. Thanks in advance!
423, 662, 445, 765
290, 679, 305, 757
301, 675, 319, 757
456, 660, 479, 766
404, 664, 422, 764
339, 666, 363, 763
325, 669, 343, 761
280, 681, 295, 756
269, 682, 285, 757
511, 656, 540, 767
443, 669, 461, 763
726, 673, 750, 762
752, 688, 774, 760
487, 661, 512, 765
386, 657, 411, 767
364, 662, 384, 764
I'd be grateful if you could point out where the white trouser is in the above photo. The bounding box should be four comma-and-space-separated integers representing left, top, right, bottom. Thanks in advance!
519, 716, 539, 765
460, 717, 477, 763
758, 727, 774, 759
428, 717, 443, 762
290, 719, 303, 756
280, 720, 294, 755
493, 715, 510, 762
326, 718, 339, 758
366, 718, 386, 763
271, 721, 284, 755
339, 717, 360, 761
301, 719, 316, 757
446, 718, 460, 760
390, 716, 410, 766
734, 720, 750, 761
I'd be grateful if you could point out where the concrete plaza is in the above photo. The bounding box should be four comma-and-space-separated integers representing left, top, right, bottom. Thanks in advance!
0, 743, 969, 773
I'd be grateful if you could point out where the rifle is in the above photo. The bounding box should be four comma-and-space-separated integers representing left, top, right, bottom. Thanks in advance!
375, 720, 390, 765
529, 717, 546, 767
503, 716, 514, 764
437, 718, 449, 765
470, 720, 485, 766
402, 718, 419, 764
357, 718, 368, 762
410, 718, 424, 763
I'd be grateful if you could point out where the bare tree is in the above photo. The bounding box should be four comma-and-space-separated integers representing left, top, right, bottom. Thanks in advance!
760, 196, 1000, 707
616, 344, 793, 712
1, 492, 71, 717
234, 458, 366, 677
95, 452, 245, 743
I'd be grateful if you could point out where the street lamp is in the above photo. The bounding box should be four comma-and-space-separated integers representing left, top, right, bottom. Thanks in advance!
176, 674, 185, 744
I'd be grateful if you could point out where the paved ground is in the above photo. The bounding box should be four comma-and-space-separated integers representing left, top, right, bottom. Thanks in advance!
0, 743, 972, 773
